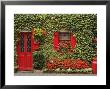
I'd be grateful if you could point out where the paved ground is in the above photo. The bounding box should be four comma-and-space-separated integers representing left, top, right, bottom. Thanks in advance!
14, 70, 96, 76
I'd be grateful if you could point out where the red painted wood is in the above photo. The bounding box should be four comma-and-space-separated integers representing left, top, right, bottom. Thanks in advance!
17, 33, 24, 70
17, 32, 33, 71
70, 33, 76, 48
53, 32, 59, 50
92, 60, 97, 74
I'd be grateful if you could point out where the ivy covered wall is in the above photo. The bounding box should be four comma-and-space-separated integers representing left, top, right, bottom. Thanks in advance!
14, 14, 97, 67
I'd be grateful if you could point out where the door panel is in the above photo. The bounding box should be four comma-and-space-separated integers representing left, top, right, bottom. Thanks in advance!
26, 55, 32, 70
18, 55, 25, 70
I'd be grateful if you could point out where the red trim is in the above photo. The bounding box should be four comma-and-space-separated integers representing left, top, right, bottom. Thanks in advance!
53, 32, 59, 50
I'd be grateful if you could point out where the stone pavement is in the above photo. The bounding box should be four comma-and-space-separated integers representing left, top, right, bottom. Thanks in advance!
14, 70, 96, 76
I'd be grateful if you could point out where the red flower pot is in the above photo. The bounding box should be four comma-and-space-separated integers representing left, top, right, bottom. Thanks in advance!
92, 60, 97, 74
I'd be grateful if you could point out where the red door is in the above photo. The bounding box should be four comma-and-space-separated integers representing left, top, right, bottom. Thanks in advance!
17, 32, 33, 71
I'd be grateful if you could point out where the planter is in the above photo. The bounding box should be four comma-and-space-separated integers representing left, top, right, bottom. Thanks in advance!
92, 60, 97, 74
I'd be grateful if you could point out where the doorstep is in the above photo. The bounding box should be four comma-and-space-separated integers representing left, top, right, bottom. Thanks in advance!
16, 70, 33, 73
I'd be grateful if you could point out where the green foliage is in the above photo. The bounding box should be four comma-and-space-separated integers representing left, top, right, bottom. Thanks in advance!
14, 14, 97, 64
34, 28, 45, 44
33, 51, 46, 69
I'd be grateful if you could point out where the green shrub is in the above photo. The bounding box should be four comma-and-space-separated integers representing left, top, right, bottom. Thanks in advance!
33, 51, 46, 69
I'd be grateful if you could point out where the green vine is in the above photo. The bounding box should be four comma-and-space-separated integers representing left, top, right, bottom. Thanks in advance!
14, 14, 97, 68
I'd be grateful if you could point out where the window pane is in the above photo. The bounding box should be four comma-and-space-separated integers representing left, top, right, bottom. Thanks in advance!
59, 32, 70, 40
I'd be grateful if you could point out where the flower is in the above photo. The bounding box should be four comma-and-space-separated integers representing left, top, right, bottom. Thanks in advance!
45, 59, 90, 71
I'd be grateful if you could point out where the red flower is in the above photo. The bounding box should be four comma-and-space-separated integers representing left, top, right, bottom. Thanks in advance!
45, 59, 90, 70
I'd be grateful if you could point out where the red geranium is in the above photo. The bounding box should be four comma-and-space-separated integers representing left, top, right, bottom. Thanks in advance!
45, 59, 90, 70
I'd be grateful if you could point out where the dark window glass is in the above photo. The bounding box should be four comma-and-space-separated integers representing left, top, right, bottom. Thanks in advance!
20, 33, 24, 52
27, 33, 31, 52
59, 32, 70, 41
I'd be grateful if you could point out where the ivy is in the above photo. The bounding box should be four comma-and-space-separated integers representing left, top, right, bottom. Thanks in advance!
14, 14, 97, 67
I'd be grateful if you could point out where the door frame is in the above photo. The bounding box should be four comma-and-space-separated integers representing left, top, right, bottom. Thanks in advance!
17, 31, 33, 71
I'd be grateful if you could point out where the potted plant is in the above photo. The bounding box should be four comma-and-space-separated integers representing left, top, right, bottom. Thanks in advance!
92, 56, 97, 74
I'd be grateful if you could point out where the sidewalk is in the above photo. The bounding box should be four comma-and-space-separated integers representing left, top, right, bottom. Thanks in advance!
14, 70, 96, 76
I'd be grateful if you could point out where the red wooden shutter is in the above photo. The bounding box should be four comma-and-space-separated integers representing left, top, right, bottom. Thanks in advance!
53, 32, 59, 50
70, 33, 76, 48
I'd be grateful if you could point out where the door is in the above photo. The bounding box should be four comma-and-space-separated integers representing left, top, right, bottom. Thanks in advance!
18, 32, 33, 71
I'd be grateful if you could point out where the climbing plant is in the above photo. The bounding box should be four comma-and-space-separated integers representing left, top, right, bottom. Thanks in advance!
14, 14, 97, 68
